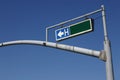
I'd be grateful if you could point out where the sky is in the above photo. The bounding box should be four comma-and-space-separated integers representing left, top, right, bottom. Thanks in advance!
0, 0, 119, 80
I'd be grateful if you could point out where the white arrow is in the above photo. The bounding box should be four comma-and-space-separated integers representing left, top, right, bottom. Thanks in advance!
58, 31, 64, 37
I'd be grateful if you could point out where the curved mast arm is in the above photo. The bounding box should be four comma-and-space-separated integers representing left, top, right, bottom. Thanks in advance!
0, 40, 104, 61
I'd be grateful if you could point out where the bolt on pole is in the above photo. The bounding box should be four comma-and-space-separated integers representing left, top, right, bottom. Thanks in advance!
101, 5, 114, 80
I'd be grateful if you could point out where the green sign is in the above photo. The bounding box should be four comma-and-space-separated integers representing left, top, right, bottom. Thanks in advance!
70, 18, 94, 37
55, 18, 94, 41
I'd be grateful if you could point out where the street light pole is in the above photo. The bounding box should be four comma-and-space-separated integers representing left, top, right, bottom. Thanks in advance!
0, 5, 115, 80
101, 5, 114, 80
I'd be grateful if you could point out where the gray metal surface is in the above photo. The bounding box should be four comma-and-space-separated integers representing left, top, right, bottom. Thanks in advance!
101, 5, 114, 80
0, 40, 103, 60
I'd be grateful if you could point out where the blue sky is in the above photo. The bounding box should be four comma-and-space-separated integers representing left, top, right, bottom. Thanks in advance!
0, 0, 119, 80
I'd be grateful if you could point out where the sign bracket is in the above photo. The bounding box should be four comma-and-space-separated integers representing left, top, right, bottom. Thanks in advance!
46, 8, 102, 42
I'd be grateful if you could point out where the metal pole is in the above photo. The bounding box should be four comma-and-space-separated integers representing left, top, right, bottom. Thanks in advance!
0, 40, 103, 60
46, 28, 48, 42
47, 9, 102, 29
101, 5, 114, 80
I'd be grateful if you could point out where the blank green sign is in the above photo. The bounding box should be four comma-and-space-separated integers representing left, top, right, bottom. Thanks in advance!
70, 19, 93, 36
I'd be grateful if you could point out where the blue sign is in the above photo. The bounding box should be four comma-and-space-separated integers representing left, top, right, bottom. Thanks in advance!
55, 27, 70, 41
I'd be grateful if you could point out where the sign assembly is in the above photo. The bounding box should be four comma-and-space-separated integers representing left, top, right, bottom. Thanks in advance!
55, 18, 94, 41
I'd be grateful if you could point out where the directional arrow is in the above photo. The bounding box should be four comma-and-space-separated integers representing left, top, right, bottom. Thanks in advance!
58, 31, 64, 37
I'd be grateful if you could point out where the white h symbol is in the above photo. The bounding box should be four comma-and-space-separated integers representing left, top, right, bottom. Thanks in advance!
64, 28, 69, 36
